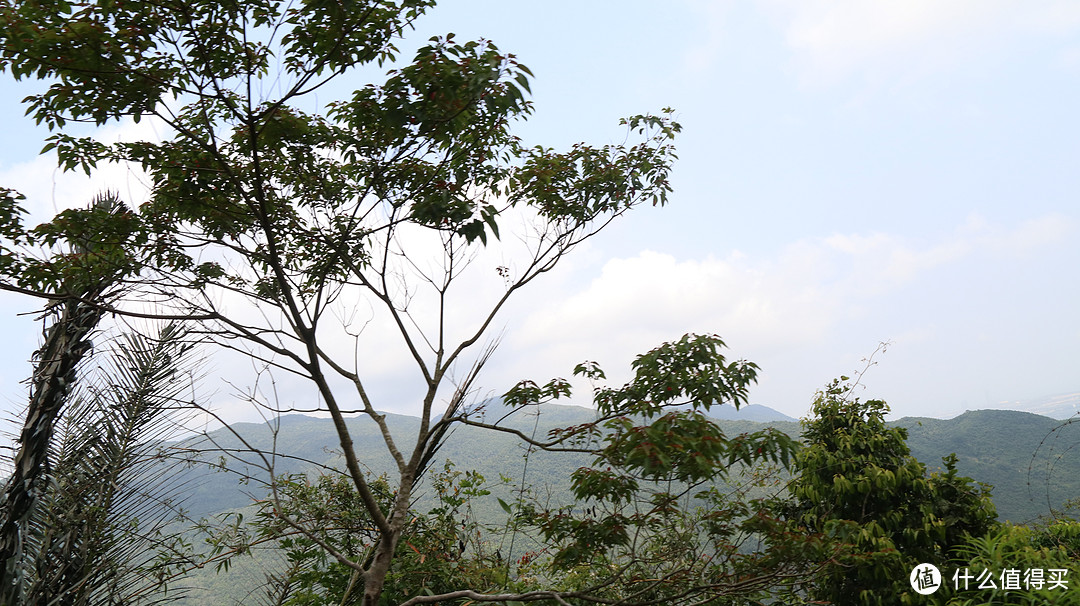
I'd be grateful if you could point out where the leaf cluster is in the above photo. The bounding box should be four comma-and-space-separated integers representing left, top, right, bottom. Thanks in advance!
242, 461, 515, 606
780, 378, 999, 606
501, 335, 817, 603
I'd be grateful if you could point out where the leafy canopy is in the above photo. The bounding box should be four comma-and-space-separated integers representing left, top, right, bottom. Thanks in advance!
781, 378, 998, 606
0, 0, 685, 603
0, 0, 679, 305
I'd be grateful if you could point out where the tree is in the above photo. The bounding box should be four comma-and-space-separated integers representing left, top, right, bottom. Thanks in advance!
1, 321, 200, 604
0, 1, 682, 603
216, 334, 827, 606
780, 378, 998, 606
0, 191, 136, 598
244, 462, 517, 606
483, 333, 826, 605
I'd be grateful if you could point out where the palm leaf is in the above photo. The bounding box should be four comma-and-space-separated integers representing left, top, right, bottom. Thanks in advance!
18, 322, 202, 605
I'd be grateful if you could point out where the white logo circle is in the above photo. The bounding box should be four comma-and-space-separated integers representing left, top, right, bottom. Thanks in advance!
910, 563, 942, 595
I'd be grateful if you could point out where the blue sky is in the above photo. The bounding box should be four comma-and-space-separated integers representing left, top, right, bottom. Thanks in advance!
0, 1, 1078, 421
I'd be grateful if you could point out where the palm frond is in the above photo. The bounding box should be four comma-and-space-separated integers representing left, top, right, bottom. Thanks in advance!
20, 321, 203, 605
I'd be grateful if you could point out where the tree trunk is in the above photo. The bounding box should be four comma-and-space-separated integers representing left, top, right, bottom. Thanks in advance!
361, 468, 418, 605
0, 298, 102, 601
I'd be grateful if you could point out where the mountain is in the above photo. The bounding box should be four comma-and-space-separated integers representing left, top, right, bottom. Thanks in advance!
708, 403, 797, 422
167, 406, 1079, 524
897, 409, 1080, 523
163, 405, 1080, 603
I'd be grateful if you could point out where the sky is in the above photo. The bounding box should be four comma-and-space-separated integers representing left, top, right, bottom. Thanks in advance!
0, 0, 1078, 423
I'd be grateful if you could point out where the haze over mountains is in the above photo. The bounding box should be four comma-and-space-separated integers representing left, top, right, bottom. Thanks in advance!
762, 390, 1080, 422
992, 391, 1080, 420
166, 400, 1080, 603
174, 401, 1080, 525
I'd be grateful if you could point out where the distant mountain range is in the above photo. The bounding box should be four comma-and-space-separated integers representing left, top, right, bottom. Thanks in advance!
164, 404, 1080, 603
701, 403, 797, 422
169, 404, 1080, 525
898, 409, 1080, 523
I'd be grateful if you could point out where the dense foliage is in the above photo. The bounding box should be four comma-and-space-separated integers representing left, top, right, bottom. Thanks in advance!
780, 378, 999, 605
489, 334, 827, 604
0, 0, 680, 602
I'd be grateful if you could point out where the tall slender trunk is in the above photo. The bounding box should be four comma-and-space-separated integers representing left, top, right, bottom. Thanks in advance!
0, 297, 103, 601
0, 192, 123, 602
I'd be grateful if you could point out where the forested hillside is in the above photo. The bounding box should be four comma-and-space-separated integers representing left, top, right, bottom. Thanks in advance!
178, 405, 1079, 525
900, 409, 1080, 523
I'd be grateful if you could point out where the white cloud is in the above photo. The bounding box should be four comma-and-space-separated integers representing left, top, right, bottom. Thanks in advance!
988, 213, 1074, 255
759, 0, 1080, 87
823, 230, 971, 293
499, 213, 1075, 414
506, 245, 843, 395
0, 117, 160, 224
